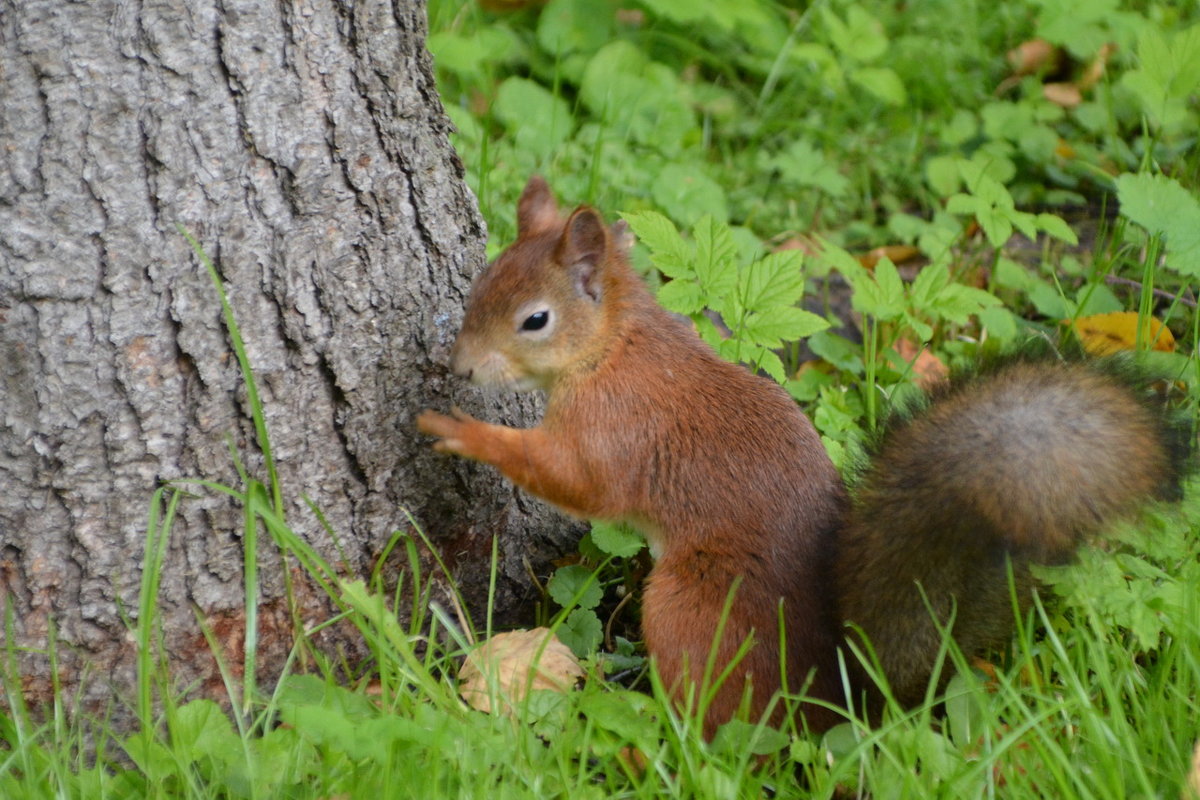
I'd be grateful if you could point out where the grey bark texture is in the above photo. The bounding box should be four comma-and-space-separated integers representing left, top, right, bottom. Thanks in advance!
0, 0, 576, 716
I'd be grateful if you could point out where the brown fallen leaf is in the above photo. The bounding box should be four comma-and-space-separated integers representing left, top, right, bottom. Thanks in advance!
459, 627, 584, 714
858, 244, 921, 270
1077, 42, 1116, 91
1043, 82, 1083, 108
1067, 311, 1175, 355
893, 339, 948, 390
1007, 38, 1061, 77
1184, 740, 1200, 800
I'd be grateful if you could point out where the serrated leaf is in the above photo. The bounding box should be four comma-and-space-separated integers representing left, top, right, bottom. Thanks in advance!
909, 262, 951, 306
751, 347, 787, 384
873, 257, 906, 308
656, 277, 706, 315
743, 307, 830, 347
622, 210, 693, 279
931, 284, 1002, 325
975, 206, 1013, 248
589, 521, 645, 558
742, 250, 807, 311
547, 565, 603, 611
692, 216, 738, 299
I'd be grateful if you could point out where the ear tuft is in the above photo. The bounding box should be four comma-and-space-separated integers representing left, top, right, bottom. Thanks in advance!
517, 176, 561, 237
559, 207, 610, 303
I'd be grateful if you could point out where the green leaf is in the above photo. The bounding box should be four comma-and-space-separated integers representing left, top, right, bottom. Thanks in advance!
579, 41, 695, 149
657, 277, 706, 315
930, 284, 1002, 325
537, 0, 616, 56
764, 140, 849, 197
873, 258, 907, 315
558, 608, 604, 657
743, 307, 830, 347
589, 521, 645, 558
850, 66, 907, 106
493, 77, 573, 158
1036, 213, 1079, 245
653, 166, 729, 227
692, 215, 738, 299
742, 250, 806, 311
909, 262, 951, 307
822, 5, 888, 62
171, 700, 239, 765
711, 719, 791, 756
979, 306, 1019, 341
1116, 172, 1200, 277
547, 564, 604, 611
1120, 25, 1200, 134
925, 155, 961, 197
622, 210, 693, 279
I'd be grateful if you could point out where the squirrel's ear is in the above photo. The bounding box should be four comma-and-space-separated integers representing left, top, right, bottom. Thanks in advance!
559, 207, 609, 304
517, 175, 560, 237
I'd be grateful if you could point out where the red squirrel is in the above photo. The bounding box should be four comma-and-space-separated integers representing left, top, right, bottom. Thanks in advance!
418, 176, 1189, 734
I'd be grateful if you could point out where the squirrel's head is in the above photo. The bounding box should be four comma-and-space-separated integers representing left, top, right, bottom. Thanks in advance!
450, 176, 630, 392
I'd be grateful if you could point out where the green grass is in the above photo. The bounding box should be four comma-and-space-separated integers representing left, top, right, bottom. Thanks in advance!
4, 0, 1200, 797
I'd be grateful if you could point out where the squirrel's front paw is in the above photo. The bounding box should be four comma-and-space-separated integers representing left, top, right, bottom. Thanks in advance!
417, 407, 478, 457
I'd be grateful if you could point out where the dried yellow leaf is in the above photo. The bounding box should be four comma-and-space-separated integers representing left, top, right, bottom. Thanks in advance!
458, 627, 583, 714
1068, 311, 1175, 356
1184, 740, 1200, 800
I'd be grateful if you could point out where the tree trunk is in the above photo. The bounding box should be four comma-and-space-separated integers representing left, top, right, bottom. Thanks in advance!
0, 0, 576, 717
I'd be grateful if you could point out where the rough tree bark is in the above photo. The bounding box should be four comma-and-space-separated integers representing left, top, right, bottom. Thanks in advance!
0, 0, 576, 716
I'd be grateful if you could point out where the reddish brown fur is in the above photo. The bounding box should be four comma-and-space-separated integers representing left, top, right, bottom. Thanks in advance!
835, 362, 1178, 708
419, 177, 1185, 735
419, 177, 847, 733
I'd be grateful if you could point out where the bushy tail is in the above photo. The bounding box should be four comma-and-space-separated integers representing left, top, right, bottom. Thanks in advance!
834, 353, 1193, 708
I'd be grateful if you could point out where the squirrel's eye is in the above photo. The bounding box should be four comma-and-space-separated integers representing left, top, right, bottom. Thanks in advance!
521, 310, 550, 332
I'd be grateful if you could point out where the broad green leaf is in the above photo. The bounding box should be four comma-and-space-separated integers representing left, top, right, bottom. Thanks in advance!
1116, 172, 1200, 277
925, 155, 961, 197
589, 521, 645, 558
742, 250, 806, 311
850, 66, 907, 106
822, 5, 888, 62
653, 166, 729, 227
537, 0, 616, 56
547, 565, 603, 611
171, 700, 239, 765
711, 719, 790, 756
493, 77, 573, 158
558, 608, 603, 657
